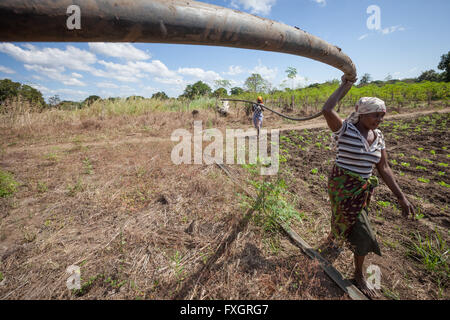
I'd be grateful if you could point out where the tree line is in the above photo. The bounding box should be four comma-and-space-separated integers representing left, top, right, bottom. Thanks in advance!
1, 51, 448, 110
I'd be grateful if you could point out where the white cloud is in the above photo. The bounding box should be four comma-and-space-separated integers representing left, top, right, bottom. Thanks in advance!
223, 65, 244, 76
32, 75, 44, 81
24, 64, 86, 86
131, 60, 178, 79
230, 0, 276, 15
358, 34, 369, 41
91, 59, 180, 84
177, 67, 221, 84
57, 88, 88, 97
0, 65, 15, 74
29, 83, 53, 95
280, 75, 311, 89
96, 82, 119, 89
311, 0, 326, 6
250, 61, 278, 82
71, 72, 83, 78
154, 77, 185, 85
0, 43, 96, 72
380, 25, 405, 35
88, 43, 151, 61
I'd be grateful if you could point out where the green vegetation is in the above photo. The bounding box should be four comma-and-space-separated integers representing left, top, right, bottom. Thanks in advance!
0, 169, 19, 197
407, 229, 449, 285
0, 79, 45, 108
246, 179, 303, 234
438, 181, 450, 188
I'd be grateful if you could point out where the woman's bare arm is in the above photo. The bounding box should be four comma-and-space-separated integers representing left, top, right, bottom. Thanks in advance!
376, 149, 415, 218
322, 76, 355, 132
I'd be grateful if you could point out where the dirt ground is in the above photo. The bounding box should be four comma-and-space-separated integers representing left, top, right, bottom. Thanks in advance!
0, 104, 448, 300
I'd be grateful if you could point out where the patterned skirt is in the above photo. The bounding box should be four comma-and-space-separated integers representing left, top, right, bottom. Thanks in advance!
328, 164, 382, 256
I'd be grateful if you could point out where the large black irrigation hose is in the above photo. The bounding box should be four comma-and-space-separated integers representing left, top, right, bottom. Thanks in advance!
0, 0, 357, 79
221, 98, 323, 122
0, 0, 357, 121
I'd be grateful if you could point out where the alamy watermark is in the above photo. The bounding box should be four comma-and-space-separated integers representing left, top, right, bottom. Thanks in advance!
366, 264, 381, 290
66, 265, 81, 290
366, 5, 381, 31
170, 121, 280, 175
66, 5, 81, 30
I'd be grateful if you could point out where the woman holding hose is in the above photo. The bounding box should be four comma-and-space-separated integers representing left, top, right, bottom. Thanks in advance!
321, 76, 415, 298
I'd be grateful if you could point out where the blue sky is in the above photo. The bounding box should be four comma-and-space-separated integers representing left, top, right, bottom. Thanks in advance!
0, 0, 449, 101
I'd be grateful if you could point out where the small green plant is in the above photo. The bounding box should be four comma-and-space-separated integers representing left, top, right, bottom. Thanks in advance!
417, 147, 424, 151
73, 274, 105, 297
415, 165, 427, 171
82, 157, 93, 174
417, 177, 430, 183
311, 168, 318, 174
406, 229, 449, 284
390, 159, 398, 165
383, 287, 400, 300
247, 179, 303, 234
37, 181, 48, 193
67, 179, 84, 196
414, 208, 424, 220
438, 181, 450, 188
45, 152, 59, 162
421, 158, 433, 164
438, 162, 448, 167
401, 162, 410, 167
377, 201, 391, 208
430, 150, 436, 156
171, 251, 185, 281
0, 169, 19, 197
104, 276, 127, 289
437, 171, 445, 176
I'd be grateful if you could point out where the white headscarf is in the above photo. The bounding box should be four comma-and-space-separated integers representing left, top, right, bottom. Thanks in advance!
346, 97, 387, 124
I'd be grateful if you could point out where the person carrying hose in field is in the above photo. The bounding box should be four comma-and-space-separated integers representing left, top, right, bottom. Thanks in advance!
321, 75, 415, 298
252, 96, 264, 137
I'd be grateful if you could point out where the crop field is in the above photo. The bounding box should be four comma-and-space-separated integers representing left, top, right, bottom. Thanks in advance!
0, 102, 448, 300
277, 112, 449, 300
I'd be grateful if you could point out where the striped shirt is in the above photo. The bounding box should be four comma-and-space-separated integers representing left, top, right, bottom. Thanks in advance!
252, 104, 264, 119
333, 121, 385, 178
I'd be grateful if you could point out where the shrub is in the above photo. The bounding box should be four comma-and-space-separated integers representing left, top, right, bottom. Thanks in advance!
0, 169, 19, 197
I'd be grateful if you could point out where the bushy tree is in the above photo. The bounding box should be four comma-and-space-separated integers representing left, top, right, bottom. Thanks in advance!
83, 95, 101, 106
0, 79, 45, 107
0, 79, 20, 102
438, 51, 450, 82
285, 67, 297, 90
151, 91, 169, 100
417, 70, 442, 82
244, 73, 271, 93
358, 73, 372, 86
126, 95, 145, 100
48, 95, 61, 107
212, 87, 227, 98
182, 81, 212, 99
214, 79, 231, 90
230, 87, 244, 95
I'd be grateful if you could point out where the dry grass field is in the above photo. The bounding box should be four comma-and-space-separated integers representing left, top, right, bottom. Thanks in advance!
0, 99, 448, 300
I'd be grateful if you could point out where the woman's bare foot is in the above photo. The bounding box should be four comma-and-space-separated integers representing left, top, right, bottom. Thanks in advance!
354, 272, 380, 299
